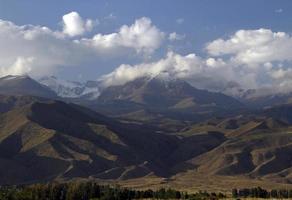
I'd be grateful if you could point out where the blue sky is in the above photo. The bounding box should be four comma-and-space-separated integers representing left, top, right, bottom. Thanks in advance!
1, 0, 290, 54
1, 0, 292, 95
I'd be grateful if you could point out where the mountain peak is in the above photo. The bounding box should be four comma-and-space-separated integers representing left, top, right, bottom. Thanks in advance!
0, 75, 57, 98
97, 76, 243, 110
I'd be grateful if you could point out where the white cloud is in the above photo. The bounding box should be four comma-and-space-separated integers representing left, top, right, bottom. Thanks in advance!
62, 11, 94, 37
206, 29, 292, 65
99, 52, 238, 93
275, 8, 283, 13
91, 27, 292, 96
204, 28, 292, 95
3, 12, 292, 97
100, 47, 292, 97
100, 52, 201, 86
0, 19, 89, 77
0, 15, 165, 78
0, 57, 35, 76
168, 32, 185, 41
81, 17, 165, 54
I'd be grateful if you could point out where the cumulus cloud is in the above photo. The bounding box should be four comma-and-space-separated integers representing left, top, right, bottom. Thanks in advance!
81, 17, 165, 54
99, 52, 238, 94
62, 11, 94, 37
203, 28, 292, 94
0, 57, 34, 76
3, 11, 292, 97
206, 29, 292, 65
101, 27, 292, 96
100, 52, 201, 86
0, 19, 91, 77
0, 14, 164, 78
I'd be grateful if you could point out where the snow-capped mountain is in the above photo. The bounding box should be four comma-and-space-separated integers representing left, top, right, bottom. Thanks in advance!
98, 76, 243, 109
39, 76, 100, 99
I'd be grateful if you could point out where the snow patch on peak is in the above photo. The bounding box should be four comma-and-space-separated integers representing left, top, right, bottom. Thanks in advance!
39, 76, 100, 99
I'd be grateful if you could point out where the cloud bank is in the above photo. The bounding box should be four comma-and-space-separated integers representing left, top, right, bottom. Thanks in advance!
205, 29, 292, 94
101, 28, 292, 96
100, 52, 237, 93
1, 12, 292, 97
0, 13, 164, 78
0, 19, 88, 77
81, 17, 165, 54
206, 29, 292, 65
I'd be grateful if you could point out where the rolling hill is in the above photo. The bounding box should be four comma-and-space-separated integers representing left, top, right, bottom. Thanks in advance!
0, 95, 226, 185
0, 75, 290, 191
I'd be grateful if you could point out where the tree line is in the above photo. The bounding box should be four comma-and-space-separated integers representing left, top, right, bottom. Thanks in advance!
232, 187, 292, 199
0, 182, 226, 200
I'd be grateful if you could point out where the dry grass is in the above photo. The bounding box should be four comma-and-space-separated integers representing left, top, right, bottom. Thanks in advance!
98, 173, 292, 194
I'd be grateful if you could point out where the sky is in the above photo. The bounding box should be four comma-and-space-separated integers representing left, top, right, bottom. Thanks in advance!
1, 0, 292, 95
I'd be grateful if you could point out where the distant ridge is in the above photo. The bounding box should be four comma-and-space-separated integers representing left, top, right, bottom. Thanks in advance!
91, 76, 244, 130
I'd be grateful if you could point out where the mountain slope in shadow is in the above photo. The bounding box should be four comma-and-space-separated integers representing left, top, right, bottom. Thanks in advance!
0, 95, 225, 185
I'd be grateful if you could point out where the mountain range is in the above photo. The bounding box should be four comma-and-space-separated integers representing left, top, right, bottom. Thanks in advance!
0, 75, 291, 191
